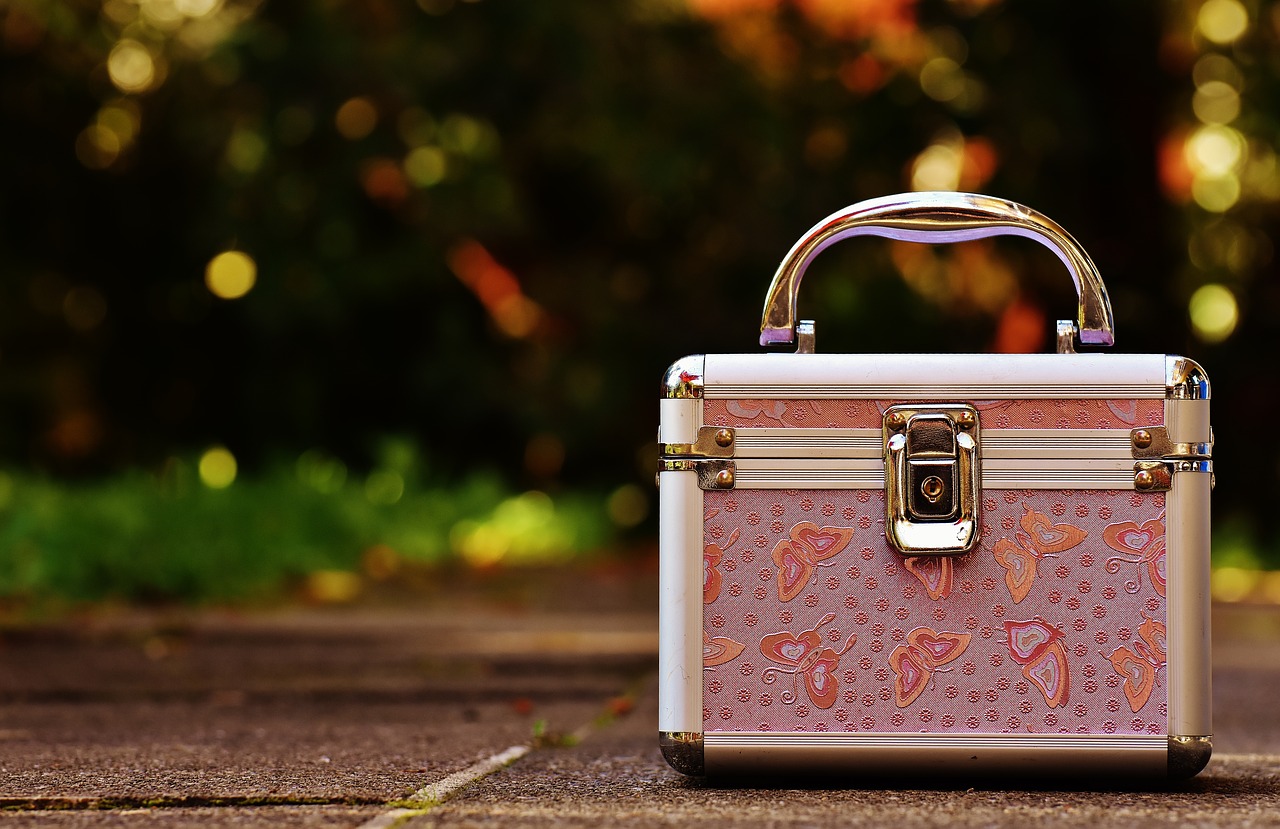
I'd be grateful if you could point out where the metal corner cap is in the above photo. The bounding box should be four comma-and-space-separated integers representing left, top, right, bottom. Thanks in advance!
659, 731, 705, 776
662, 356, 705, 399
1166, 356, 1211, 400
1168, 735, 1212, 779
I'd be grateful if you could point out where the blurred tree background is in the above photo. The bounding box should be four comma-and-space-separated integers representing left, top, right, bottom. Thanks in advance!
0, 0, 1275, 602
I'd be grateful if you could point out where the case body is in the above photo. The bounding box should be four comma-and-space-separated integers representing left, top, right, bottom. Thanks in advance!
658, 353, 1212, 778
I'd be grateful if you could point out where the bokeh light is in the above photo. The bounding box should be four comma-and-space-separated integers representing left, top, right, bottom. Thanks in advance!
447, 239, 543, 338
1192, 54, 1242, 90
198, 446, 238, 488
63, 286, 108, 332
1186, 124, 1244, 175
225, 128, 267, 174
404, 146, 447, 187
205, 250, 257, 299
107, 40, 158, 93
1191, 174, 1240, 212
1184, 124, 1245, 212
449, 491, 574, 567
1192, 81, 1240, 125
174, 0, 224, 17
335, 97, 377, 140
1188, 283, 1239, 343
607, 484, 649, 528
919, 57, 964, 102
296, 449, 347, 494
1196, 0, 1248, 45
911, 136, 963, 191
365, 470, 405, 505
75, 125, 121, 169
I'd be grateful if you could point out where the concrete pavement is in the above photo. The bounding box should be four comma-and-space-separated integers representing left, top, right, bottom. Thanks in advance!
1, 564, 1277, 827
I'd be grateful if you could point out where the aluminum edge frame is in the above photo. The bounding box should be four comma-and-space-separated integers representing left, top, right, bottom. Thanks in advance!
701, 733, 1168, 777
1164, 355, 1213, 779
660, 356, 707, 776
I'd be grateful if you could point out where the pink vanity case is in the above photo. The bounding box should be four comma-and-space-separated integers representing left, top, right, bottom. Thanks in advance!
657, 193, 1213, 780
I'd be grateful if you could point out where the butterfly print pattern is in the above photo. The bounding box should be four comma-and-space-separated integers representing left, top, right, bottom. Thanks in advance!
703, 632, 746, 667
772, 523, 854, 602
702, 488, 1167, 735
1105, 614, 1167, 712
760, 613, 857, 709
1103, 517, 1167, 597
1002, 617, 1071, 709
903, 555, 954, 600
704, 523, 740, 604
993, 507, 1088, 604
891, 627, 971, 707
704, 399, 1164, 430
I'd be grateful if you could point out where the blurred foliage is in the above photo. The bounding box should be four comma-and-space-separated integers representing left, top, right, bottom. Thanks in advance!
0, 442, 612, 603
0, 0, 1278, 595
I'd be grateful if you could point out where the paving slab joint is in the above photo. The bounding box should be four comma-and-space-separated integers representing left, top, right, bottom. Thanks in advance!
359, 746, 532, 829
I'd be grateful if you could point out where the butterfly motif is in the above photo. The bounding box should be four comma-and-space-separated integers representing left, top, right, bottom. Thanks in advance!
903, 555, 954, 600
1103, 515, 1166, 597
759, 612, 856, 709
1105, 399, 1139, 425
889, 627, 971, 708
992, 507, 1087, 603
1002, 616, 1070, 709
1105, 614, 1167, 712
703, 528, 739, 604
703, 632, 745, 668
725, 400, 788, 424
771, 522, 854, 602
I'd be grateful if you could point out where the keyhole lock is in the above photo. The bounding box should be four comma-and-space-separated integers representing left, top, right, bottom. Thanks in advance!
883, 404, 981, 556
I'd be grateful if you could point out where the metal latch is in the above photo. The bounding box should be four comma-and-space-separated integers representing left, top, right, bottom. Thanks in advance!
884, 404, 980, 556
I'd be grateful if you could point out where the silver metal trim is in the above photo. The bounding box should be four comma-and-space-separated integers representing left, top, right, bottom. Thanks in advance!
983, 468, 1138, 488
659, 731, 705, 776
1056, 319, 1078, 354
1166, 468, 1212, 739
705, 732, 1167, 750
727, 457, 1145, 490
1168, 736, 1212, 779
662, 355, 705, 399
1165, 356, 1211, 400
729, 428, 1141, 460
660, 426, 735, 459
658, 466, 703, 734
1134, 460, 1174, 492
704, 732, 1167, 775
1130, 426, 1213, 460
795, 319, 816, 354
705, 384, 1162, 399
760, 193, 1115, 347
695, 460, 735, 490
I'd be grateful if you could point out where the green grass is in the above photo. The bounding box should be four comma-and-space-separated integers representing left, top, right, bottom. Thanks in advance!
0, 450, 616, 605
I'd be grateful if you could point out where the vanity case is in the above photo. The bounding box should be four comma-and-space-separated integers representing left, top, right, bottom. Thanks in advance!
657, 193, 1213, 779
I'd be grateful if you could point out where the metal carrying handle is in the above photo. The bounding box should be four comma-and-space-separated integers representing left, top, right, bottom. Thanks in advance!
759, 192, 1116, 348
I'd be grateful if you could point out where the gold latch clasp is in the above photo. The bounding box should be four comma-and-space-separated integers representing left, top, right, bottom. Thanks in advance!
884, 404, 981, 556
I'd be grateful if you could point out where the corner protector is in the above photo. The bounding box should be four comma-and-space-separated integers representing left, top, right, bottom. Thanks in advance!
1168, 735, 1212, 779
1166, 356, 1211, 400
659, 731, 705, 776
662, 356, 705, 399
